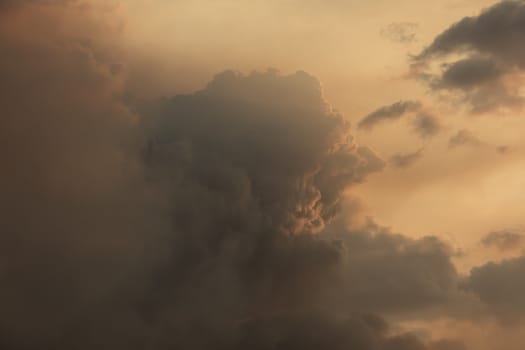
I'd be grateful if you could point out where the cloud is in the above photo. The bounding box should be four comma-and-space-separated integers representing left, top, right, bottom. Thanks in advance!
233, 314, 396, 350
417, 0, 525, 66
0, 1, 164, 347
414, 0, 525, 113
358, 102, 441, 139
381, 22, 419, 44
448, 129, 512, 154
1, 2, 426, 348
358, 100, 422, 131
143, 69, 385, 236
430, 339, 467, 350
323, 220, 461, 315
497, 145, 510, 154
481, 230, 525, 251
390, 148, 424, 169
5, 0, 523, 348
230, 313, 466, 350
448, 129, 483, 148
436, 57, 504, 90
0, 1, 470, 344
412, 112, 442, 138
466, 255, 525, 319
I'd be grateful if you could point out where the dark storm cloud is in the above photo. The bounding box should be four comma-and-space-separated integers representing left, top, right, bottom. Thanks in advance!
0, 1, 488, 349
143, 69, 385, 236
414, 0, 525, 113
358, 100, 422, 131
389, 148, 424, 169
2, 2, 449, 348
481, 230, 525, 251
448, 129, 482, 148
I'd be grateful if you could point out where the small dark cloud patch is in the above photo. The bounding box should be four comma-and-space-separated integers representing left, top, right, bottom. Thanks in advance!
481, 230, 524, 251
412, 112, 442, 138
359, 101, 441, 140
390, 148, 424, 169
448, 129, 482, 148
497, 145, 510, 154
381, 22, 418, 44
358, 100, 422, 131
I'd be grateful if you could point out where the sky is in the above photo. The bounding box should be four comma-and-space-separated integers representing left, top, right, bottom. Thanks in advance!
2, 0, 525, 349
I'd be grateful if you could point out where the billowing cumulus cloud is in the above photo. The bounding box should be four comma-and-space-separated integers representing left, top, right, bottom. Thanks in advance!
1, 1, 444, 348
142, 69, 385, 236
414, 0, 525, 113
5, 1, 525, 349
